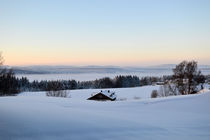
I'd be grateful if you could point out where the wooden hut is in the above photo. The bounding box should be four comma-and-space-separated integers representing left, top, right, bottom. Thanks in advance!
87, 90, 116, 101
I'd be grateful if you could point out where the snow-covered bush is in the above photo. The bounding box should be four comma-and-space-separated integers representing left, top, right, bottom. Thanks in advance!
45, 80, 70, 98
151, 90, 158, 98
117, 98, 127, 101
158, 83, 180, 97
46, 90, 70, 98
133, 96, 141, 100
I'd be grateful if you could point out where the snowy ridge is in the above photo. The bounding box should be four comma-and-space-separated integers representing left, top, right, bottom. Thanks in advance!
1, 86, 210, 140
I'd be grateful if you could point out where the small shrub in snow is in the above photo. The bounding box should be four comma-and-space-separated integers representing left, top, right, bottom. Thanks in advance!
158, 83, 180, 97
151, 90, 158, 98
46, 90, 69, 98
45, 81, 70, 98
117, 98, 127, 101
133, 96, 141, 100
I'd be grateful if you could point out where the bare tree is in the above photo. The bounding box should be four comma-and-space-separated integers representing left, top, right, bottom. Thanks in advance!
158, 83, 179, 97
45, 81, 70, 98
46, 90, 69, 98
0, 52, 4, 72
172, 61, 204, 95
0, 52, 4, 65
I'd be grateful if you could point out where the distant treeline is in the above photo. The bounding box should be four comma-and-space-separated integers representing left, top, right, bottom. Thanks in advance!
0, 70, 171, 95
24, 75, 175, 91
21, 75, 145, 91
1, 68, 210, 96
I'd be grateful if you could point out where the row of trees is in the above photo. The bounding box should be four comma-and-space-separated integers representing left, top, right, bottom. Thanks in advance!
17, 75, 141, 91
2, 70, 204, 95
151, 60, 206, 98
0, 52, 207, 96
16, 75, 173, 92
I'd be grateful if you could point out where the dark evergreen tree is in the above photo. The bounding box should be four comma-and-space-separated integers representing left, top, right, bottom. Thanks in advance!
98, 77, 114, 88
0, 69, 19, 96
0, 53, 20, 96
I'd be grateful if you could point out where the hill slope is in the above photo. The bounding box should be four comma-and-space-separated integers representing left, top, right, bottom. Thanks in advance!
0, 87, 210, 140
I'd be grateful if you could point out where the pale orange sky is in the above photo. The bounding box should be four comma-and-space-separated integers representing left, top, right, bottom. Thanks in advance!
2, 45, 210, 66
1, 0, 210, 66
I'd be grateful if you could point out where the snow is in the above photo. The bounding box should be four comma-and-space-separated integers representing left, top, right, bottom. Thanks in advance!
1, 86, 210, 140
19, 86, 160, 101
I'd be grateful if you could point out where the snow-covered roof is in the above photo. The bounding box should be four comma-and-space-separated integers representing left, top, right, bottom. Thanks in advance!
92, 90, 116, 100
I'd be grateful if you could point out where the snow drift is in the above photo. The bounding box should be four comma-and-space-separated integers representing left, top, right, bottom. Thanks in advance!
0, 86, 210, 140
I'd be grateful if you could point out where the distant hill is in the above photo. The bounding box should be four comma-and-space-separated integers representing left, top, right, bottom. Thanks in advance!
10, 66, 129, 74
5, 65, 210, 75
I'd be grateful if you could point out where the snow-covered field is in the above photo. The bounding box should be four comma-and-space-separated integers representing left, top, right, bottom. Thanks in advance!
19, 86, 159, 100
0, 86, 210, 140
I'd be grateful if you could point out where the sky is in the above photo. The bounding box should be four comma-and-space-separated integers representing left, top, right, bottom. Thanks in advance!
0, 0, 210, 66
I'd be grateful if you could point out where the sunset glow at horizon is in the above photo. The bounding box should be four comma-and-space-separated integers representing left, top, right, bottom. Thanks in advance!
1, 0, 210, 66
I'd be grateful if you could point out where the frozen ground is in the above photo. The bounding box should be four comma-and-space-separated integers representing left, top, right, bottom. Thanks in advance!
0, 86, 210, 140
19, 86, 160, 100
